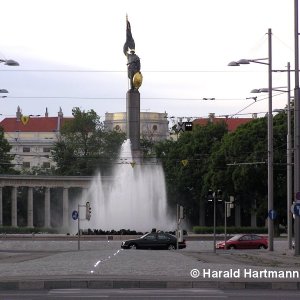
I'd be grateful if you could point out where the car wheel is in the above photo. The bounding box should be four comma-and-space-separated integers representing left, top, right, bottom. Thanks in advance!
129, 243, 137, 249
228, 245, 235, 250
258, 244, 266, 249
167, 244, 176, 250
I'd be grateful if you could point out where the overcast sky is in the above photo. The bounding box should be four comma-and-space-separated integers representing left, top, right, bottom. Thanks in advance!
0, 0, 295, 124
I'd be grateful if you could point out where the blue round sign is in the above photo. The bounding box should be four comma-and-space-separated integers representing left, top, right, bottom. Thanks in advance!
294, 203, 300, 216
72, 210, 79, 220
268, 209, 277, 220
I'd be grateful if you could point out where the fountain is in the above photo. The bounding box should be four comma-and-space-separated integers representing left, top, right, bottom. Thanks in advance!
69, 17, 173, 233
72, 139, 173, 232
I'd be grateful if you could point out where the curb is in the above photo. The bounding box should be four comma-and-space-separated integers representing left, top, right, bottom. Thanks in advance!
0, 279, 299, 290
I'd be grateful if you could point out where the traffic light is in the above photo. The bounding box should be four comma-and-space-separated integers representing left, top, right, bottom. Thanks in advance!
86, 201, 91, 221
207, 189, 214, 201
217, 189, 223, 202
184, 122, 193, 131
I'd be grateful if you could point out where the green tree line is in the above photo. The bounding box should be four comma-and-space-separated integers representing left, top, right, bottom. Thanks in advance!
154, 112, 289, 228
0, 107, 290, 229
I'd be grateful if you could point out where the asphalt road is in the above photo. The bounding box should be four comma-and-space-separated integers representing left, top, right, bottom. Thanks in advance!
0, 239, 298, 280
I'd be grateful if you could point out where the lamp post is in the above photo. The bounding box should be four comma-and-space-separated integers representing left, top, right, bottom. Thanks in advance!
294, 0, 300, 256
0, 59, 19, 66
251, 62, 293, 249
228, 28, 273, 251
1, 58, 19, 98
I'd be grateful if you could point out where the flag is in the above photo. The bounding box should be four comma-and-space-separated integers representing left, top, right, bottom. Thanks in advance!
123, 16, 135, 55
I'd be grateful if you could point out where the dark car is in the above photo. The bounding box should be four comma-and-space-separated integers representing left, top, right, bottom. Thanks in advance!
121, 232, 186, 250
216, 234, 268, 250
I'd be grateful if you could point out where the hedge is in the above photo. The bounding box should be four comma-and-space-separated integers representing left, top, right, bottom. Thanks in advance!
192, 226, 285, 235
0, 226, 58, 234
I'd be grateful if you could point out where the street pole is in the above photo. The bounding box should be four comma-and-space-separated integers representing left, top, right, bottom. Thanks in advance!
78, 204, 80, 251
294, 0, 300, 256
287, 62, 293, 250
224, 202, 227, 250
267, 28, 274, 251
213, 192, 216, 253
176, 204, 179, 250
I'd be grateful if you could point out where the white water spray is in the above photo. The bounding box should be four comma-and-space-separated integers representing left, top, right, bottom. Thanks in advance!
73, 140, 173, 232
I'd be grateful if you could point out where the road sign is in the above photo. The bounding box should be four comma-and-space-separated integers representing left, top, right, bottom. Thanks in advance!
294, 203, 300, 216
72, 210, 79, 220
268, 209, 277, 220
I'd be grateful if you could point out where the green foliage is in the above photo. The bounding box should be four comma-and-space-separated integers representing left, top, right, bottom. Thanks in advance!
0, 226, 58, 234
154, 113, 290, 228
0, 126, 15, 174
155, 122, 228, 224
192, 226, 284, 234
51, 107, 126, 175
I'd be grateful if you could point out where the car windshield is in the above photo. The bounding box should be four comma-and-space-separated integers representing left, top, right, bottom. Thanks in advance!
140, 233, 150, 239
228, 234, 243, 241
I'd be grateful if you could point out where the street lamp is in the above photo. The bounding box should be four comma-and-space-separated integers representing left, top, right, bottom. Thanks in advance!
294, 0, 300, 256
1, 57, 19, 98
251, 62, 293, 249
228, 28, 274, 251
0, 59, 19, 66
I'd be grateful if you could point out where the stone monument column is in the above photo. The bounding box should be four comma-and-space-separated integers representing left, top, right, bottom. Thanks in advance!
126, 89, 140, 158
124, 16, 143, 160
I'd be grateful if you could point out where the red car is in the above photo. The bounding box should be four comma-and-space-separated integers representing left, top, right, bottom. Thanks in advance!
216, 234, 268, 250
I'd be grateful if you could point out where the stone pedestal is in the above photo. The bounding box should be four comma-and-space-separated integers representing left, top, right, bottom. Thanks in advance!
126, 89, 140, 159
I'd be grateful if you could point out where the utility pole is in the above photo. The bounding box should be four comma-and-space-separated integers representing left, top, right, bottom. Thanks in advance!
294, 0, 300, 256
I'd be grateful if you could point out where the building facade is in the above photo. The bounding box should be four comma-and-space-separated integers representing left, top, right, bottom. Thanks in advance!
0, 107, 70, 171
104, 111, 169, 141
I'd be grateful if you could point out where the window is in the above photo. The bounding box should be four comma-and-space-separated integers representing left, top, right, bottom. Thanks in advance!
42, 162, 50, 169
43, 147, 51, 153
23, 147, 30, 152
251, 235, 261, 240
157, 233, 169, 240
144, 233, 156, 240
23, 162, 30, 168
240, 235, 251, 241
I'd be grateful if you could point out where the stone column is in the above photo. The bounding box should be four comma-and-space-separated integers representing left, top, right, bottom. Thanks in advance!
44, 187, 51, 228
126, 90, 140, 159
27, 187, 33, 228
0, 187, 3, 226
11, 186, 17, 227
62, 187, 69, 228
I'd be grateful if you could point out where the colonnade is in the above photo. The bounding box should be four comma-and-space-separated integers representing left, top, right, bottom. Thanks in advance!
0, 175, 94, 228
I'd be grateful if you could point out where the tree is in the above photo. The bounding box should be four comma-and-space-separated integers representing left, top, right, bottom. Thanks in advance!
0, 126, 15, 174
51, 107, 125, 175
205, 117, 268, 226
155, 121, 228, 225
